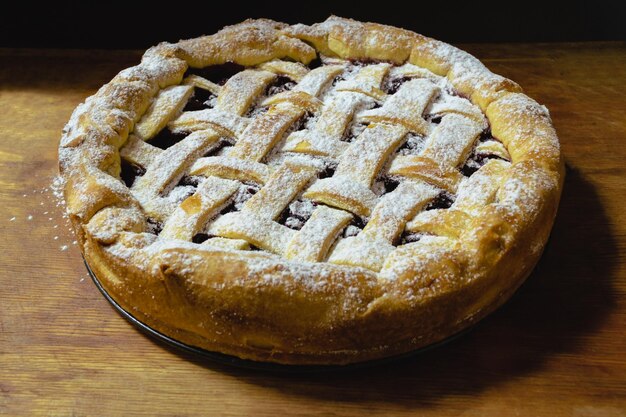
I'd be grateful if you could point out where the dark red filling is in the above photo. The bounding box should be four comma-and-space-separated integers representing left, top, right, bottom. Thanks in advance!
183, 87, 216, 112
460, 162, 480, 177
385, 76, 411, 94
219, 185, 258, 215
383, 177, 400, 193
203, 139, 233, 157
307, 57, 322, 69
277, 199, 317, 231
317, 164, 337, 179
427, 115, 442, 124
241, 184, 259, 197
461, 152, 510, 177
244, 75, 297, 117
450, 89, 470, 100
266, 75, 296, 95
219, 201, 237, 215
425, 192, 454, 210
185, 62, 245, 85
146, 217, 163, 235
177, 175, 200, 187
331, 73, 346, 86
459, 128, 510, 176
279, 110, 312, 134
397, 135, 423, 155
149, 128, 188, 150
342, 216, 367, 238
348, 58, 389, 66
479, 128, 494, 142
398, 231, 423, 245
120, 159, 145, 188
192, 233, 212, 244
342, 123, 368, 142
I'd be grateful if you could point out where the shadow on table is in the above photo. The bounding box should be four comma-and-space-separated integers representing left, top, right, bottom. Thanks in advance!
155, 164, 617, 407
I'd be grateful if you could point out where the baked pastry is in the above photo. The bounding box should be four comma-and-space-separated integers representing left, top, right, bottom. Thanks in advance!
59, 17, 564, 365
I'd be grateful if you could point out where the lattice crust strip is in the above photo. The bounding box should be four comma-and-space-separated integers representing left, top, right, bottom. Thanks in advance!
406, 159, 511, 238
304, 123, 408, 217
115, 56, 514, 271
329, 180, 439, 271
160, 177, 239, 241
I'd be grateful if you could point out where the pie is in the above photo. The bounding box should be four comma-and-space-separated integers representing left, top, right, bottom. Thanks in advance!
58, 17, 564, 365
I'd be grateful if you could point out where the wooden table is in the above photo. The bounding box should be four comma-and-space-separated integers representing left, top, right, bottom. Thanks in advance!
1, 43, 625, 416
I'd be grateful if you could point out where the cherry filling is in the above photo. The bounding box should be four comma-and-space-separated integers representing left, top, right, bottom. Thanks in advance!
398, 231, 424, 245
342, 217, 366, 238
461, 160, 481, 177
149, 128, 187, 150
450, 89, 470, 100
385, 76, 411, 94
120, 159, 145, 188
479, 128, 493, 142
203, 138, 233, 157
307, 57, 322, 69
331, 73, 346, 86
394, 192, 456, 246
317, 163, 337, 179
372, 175, 399, 196
278, 199, 316, 231
191, 184, 260, 245
146, 217, 163, 235
425, 192, 455, 210
191, 233, 212, 244
185, 62, 245, 85
427, 115, 442, 124
177, 175, 201, 187
342, 122, 368, 142
266, 75, 296, 95
349, 58, 387, 66
183, 87, 216, 112
460, 129, 509, 177
219, 202, 237, 215
289, 111, 313, 133
382, 176, 400, 193
397, 133, 425, 155
246, 75, 297, 117
219, 184, 259, 215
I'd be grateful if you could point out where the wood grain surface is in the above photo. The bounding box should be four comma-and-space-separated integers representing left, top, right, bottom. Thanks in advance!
1, 43, 625, 417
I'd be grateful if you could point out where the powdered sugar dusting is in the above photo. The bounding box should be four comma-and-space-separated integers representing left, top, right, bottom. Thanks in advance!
343, 224, 361, 238
10, 175, 79, 253
496, 167, 557, 219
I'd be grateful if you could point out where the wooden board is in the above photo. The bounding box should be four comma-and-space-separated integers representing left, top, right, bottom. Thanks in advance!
1, 43, 625, 416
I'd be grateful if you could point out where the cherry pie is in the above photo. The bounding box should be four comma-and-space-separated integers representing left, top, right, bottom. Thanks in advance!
59, 17, 563, 365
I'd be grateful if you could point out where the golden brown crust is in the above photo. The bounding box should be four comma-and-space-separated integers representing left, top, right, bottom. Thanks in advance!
59, 16, 564, 365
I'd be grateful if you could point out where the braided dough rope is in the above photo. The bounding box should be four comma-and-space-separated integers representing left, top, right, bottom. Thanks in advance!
59, 17, 563, 365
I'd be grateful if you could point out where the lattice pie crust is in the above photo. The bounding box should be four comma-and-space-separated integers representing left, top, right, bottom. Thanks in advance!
59, 17, 564, 365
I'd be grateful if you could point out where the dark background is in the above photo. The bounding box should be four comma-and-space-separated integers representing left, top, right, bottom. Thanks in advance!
2, 1, 625, 48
